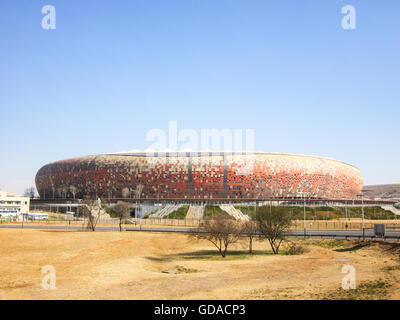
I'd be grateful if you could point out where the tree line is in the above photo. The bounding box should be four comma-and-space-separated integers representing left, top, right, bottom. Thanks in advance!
46, 196, 297, 257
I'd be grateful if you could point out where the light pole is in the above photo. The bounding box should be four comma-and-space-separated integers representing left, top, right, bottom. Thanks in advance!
303, 195, 306, 238
361, 191, 365, 241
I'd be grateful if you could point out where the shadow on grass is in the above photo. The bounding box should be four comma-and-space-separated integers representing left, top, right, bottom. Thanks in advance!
334, 241, 372, 252
376, 241, 400, 256
145, 256, 174, 263
38, 229, 111, 233
299, 239, 373, 252
146, 249, 289, 262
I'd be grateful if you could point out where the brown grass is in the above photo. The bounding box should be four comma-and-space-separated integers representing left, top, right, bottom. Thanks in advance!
1, 229, 400, 300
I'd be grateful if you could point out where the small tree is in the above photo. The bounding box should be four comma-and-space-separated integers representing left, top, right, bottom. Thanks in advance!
82, 197, 102, 231
189, 214, 240, 258
113, 201, 131, 231
255, 206, 292, 254
70, 186, 77, 199
24, 187, 37, 198
240, 220, 259, 254
121, 187, 130, 198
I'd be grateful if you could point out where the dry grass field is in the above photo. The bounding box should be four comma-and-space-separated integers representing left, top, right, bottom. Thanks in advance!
1, 229, 400, 300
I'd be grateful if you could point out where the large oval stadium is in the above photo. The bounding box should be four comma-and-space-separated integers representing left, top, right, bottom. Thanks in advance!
35, 152, 363, 201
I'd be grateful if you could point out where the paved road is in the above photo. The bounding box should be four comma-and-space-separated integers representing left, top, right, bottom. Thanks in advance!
1, 224, 400, 240
0, 224, 190, 232
289, 229, 400, 240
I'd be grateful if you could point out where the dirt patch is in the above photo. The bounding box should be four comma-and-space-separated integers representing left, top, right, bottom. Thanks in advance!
0, 229, 399, 299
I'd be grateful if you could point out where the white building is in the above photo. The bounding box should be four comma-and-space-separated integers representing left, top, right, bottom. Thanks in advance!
27, 212, 48, 220
0, 190, 30, 221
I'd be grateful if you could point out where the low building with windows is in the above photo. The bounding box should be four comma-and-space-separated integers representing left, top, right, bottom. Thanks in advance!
0, 190, 30, 220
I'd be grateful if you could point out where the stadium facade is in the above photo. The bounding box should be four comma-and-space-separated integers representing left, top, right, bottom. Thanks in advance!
35, 152, 364, 201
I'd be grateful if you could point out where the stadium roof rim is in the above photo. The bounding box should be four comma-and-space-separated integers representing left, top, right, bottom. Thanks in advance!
99, 150, 361, 171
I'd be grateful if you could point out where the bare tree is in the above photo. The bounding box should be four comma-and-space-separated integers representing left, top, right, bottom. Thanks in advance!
23, 187, 37, 198
121, 187, 130, 198
62, 186, 69, 198
70, 186, 77, 199
254, 206, 292, 254
82, 197, 102, 231
189, 214, 240, 258
240, 220, 259, 254
113, 201, 131, 231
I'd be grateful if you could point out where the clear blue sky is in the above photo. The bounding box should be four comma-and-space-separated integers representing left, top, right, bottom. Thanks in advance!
1, 0, 399, 194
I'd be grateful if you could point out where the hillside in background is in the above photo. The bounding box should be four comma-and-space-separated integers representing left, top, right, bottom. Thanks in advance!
363, 184, 400, 200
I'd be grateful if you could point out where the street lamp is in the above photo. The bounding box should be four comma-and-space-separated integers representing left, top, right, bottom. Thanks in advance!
303, 195, 306, 238
361, 189, 366, 240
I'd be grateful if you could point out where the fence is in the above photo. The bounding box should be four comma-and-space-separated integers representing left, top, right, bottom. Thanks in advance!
0, 217, 201, 229
290, 219, 400, 230
3, 216, 400, 231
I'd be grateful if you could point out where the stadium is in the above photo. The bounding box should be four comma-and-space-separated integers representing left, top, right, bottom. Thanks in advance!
35, 151, 363, 202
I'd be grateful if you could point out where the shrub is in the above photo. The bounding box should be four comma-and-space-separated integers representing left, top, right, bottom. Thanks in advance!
287, 242, 308, 255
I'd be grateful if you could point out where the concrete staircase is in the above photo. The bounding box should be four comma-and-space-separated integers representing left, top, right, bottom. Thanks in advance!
150, 205, 183, 218
85, 203, 111, 219
186, 205, 204, 220
381, 205, 400, 216
219, 204, 250, 221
